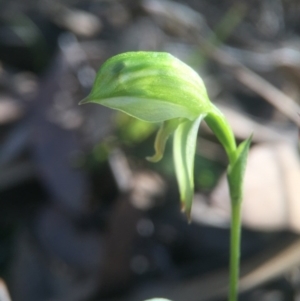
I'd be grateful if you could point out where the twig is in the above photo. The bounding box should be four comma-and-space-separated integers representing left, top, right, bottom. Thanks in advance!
198, 39, 300, 127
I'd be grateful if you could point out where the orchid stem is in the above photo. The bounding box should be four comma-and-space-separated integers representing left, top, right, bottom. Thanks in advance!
229, 196, 242, 301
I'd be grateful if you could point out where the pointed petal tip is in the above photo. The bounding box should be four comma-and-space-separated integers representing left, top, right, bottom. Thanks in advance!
180, 203, 192, 223
180, 202, 185, 212
79, 96, 91, 105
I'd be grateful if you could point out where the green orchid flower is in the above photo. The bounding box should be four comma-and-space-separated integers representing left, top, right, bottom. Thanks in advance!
81, 51, 251, 301
80, 51, 248, 218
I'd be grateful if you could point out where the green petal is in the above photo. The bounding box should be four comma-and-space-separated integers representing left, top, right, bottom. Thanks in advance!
173, 115, 204, 220
147, 118, 182, 162
81, 52, 213, 122
88, 96, 194, 123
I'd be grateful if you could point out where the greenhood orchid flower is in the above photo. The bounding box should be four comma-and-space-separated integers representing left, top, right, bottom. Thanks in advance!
80, 51, 249, 219
80, 51, 252, 301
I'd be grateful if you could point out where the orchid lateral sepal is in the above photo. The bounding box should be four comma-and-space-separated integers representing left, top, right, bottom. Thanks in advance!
173, 115, 204, 219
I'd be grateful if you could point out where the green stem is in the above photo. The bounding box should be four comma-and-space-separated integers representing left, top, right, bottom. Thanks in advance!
204, 109, 237, 164
229, 198, 242, 301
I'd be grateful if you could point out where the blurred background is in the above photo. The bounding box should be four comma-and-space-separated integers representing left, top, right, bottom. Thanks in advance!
0, 0, 300, 301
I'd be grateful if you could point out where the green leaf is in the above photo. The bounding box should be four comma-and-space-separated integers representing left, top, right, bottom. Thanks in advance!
80, 52, 213, 122
173, 115, 204, 219
227, 134, 252, 204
